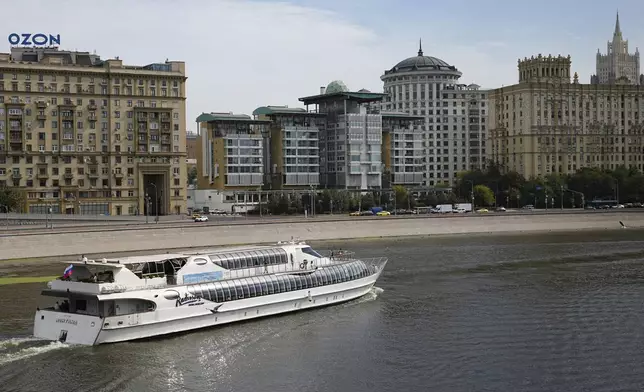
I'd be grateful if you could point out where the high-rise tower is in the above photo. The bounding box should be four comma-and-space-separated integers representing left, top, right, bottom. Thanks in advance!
591, 12, 641, 85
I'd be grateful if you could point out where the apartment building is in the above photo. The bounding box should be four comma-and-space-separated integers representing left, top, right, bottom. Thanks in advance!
488, 53, 644, 179
381, 41, 489, 186
252, 105, 323, 189
381, 112, 424, 188
299, 81, 387, 190
0, 47, 187, 215
194, 112, 270, 212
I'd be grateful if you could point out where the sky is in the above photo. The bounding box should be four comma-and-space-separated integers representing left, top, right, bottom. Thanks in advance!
3, 0, 644, 130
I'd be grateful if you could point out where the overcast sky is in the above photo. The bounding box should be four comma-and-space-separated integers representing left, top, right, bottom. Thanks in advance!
3, 0, 644, 130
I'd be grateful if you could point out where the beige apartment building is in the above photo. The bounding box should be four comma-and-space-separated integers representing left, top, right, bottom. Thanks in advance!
488, 53, 644, 179
0, 47, 187, 215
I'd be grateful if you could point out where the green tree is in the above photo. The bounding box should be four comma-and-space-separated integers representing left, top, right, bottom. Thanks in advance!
360, 193, 375, 211
187, 166, 197, 186
0, 187, 23, 212
474, 184, 495, 207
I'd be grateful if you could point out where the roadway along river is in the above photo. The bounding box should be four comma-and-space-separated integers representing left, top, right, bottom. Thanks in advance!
2, 230, 644, 391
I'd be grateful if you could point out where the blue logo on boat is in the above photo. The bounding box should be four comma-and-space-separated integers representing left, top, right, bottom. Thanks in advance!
183, 271, 223, 284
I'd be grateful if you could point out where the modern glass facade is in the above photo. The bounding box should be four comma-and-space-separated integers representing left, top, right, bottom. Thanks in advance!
186, 260, 374, 303
224, 135, 263, 186
282, 125, 320, 185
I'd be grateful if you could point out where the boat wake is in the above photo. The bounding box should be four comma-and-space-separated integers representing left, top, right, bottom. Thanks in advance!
347, 286, 384, 306
0, 337, 68, 366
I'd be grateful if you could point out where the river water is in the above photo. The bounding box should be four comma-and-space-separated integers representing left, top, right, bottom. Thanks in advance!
2, 230, 644, 392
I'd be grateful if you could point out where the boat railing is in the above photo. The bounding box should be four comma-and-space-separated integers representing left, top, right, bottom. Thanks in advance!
326, 250, 356, 262
358, 257, 389, 273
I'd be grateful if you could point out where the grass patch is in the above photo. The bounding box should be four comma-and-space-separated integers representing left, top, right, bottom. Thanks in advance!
0, 275, 58, 285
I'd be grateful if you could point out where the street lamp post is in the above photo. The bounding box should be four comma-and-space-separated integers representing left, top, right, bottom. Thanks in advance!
465, 180, 474, 209
613, 178, 619, 205
149, 183, 159, 223
145, 193, 151, 224
560, 185, 564, 210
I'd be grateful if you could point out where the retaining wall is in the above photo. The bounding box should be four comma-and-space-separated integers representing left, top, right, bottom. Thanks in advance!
0, 212, 640, 261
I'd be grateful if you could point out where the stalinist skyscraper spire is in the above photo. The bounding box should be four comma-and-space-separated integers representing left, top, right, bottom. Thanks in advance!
591, 12, 641, 85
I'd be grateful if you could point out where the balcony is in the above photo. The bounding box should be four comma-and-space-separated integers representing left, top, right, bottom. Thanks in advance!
87, 104, 97, 110
11, 172, 22, 179
37, 172, 49, 179
36, 114, 47, 120
88, 116, 97, 122
36, 101, 47, 109
113, 171, 124, 179
88, 171, 99, 179
63, 173, 74, 180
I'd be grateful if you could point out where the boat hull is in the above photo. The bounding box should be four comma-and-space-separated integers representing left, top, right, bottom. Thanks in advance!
34, 272, 380, 346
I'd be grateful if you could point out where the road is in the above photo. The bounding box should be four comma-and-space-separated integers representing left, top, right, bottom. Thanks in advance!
0, 209, 641, 237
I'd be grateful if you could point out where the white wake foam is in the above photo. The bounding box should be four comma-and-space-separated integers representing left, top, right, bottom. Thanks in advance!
0, 337, 40, 350
0, 340, 68, 366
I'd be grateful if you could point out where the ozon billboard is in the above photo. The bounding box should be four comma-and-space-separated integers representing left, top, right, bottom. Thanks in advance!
8, 33, 61, 46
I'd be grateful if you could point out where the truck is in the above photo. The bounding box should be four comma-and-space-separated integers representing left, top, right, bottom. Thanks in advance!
453, 203, 472, 213
431, 204, 453, 214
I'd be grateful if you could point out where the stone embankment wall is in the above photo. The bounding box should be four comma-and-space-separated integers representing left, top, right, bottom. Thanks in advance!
0, 213, 640, 261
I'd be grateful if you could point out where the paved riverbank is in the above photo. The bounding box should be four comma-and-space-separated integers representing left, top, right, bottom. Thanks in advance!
0, 211, 640, 262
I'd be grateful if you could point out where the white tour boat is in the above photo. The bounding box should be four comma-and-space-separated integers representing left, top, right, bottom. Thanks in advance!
33, 240, 387, 345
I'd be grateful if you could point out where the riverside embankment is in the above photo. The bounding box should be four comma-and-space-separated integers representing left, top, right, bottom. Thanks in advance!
0, 211, 641, 262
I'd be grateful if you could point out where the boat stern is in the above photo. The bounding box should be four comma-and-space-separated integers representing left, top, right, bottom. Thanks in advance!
33, 309, 103, 346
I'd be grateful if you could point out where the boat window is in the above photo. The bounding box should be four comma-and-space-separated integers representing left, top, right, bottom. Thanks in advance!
210, 254, 221, 266
303, 273, 313, 288
219, 255, 230, 269
279, 275, 288, 293
264, 276, 274, 294
234, 280, 245, 300
255, 250, 265, 267
252, 251, 266, 267
220, 281, 232, 301
278, 249, 288, 264
240, 279, 251, 298
254, 276, 266, 296
292, 275, 301, 290
301, 247, 322, 258
331, 267, 339, 284
202, 284, 213, 301
252, 277, 263, 297
236, 252, 246, 269
266, 249, 276, 265
247, 278, 257, 297
212, 283, 222, 302
323, 269, 332, 285
258, 250, 270, 266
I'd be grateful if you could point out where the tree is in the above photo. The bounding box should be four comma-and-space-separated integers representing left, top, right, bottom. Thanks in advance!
473, 185, 495, 207
187, 166, 197, 186
0, 187, 23, 212
392, 185, 408, 206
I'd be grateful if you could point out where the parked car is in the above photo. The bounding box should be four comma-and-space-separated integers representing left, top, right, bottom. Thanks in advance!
376, 211, 391, 216
476, 208, 489, 213
194, 215, 209, 222
496, 207, 506, 212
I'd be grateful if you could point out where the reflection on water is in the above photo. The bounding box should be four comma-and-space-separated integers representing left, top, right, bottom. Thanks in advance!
1, 230, 644, 391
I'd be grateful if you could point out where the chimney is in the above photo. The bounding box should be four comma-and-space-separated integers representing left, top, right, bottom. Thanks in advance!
319, 86, 326, 95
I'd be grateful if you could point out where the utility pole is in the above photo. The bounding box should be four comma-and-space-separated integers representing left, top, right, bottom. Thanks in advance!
560, 185, 564, 210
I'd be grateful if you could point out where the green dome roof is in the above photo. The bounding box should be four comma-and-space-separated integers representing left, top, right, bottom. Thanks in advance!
326, 80, 348, 94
